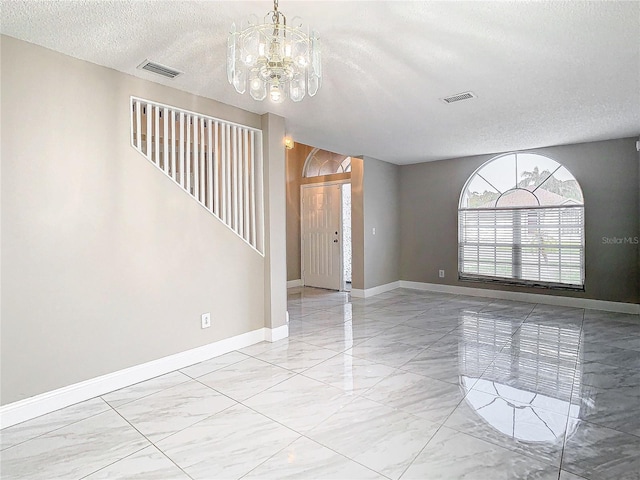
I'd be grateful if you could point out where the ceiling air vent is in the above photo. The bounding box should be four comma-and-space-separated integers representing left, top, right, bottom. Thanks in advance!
441, 91, 476, 104
137, 60, 182, 79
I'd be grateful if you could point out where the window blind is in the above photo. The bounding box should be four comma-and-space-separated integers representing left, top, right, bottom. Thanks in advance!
458, 205, 584, 289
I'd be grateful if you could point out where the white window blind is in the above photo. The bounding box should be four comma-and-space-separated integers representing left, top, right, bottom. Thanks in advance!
458, 152, 585, 290
458, 205, 584, 289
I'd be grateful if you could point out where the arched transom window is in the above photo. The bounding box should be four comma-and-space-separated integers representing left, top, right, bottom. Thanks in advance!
458, 153, 584, 289
303, 148, 351, 177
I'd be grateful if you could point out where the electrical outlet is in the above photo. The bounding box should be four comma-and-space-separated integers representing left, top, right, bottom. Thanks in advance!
201, 312, 211, 329
372, 227, 376, 235
439, 269, 445, 278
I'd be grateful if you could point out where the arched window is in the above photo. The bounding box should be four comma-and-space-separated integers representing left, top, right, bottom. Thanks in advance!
458, 153, 584, 289
303, 148, 351, 177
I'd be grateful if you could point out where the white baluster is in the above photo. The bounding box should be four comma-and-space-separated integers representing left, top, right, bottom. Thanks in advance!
146, 103, 152, 159
232, 126, 239, 230
186, 115, 191, 193
250, 130, 256, 248
226, 124, 232, 225
200, 117, 206, 204
154, 105, 160, 166
135, 100, 141, 151
207, 119, 213, 212
171, 110, 176, 181
179, 112, 185, 187
243, 129, 250, 241
193, 116, 199, 199
255, 131, 264, 253
163, 108, 169, 174
214, 121, 219, 217
221, 123, 227, 223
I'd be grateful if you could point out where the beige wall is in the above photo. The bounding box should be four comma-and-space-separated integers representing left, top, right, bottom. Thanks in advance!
0, 36, 271, 404
285, 143, 313, 282
285, 143, 350, 282
351, 158, 365, 290
399, 138, 640, 304
262, 113, 287, 328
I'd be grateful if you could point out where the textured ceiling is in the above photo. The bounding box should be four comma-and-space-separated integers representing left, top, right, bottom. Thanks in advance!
1, 1, 639, 164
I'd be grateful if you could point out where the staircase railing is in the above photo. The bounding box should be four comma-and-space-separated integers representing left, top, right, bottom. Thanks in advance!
130, 96, 264, 255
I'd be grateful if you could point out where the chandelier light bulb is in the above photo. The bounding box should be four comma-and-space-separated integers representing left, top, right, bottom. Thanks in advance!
269, 85, 285, 103
227, 0, 322, 103
250, 78, 262, 91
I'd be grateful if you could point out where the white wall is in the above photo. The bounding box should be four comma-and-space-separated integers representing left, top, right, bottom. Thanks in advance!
0, 36, 271, 404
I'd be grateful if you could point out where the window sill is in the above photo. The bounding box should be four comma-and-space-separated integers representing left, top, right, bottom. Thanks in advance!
458, 274, 585, 292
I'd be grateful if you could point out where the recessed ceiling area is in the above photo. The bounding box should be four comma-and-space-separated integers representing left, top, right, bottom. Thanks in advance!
1, 1, 638, 164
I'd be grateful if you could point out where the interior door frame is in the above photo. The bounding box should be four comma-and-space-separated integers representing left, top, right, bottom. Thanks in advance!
300, 179, 351, 291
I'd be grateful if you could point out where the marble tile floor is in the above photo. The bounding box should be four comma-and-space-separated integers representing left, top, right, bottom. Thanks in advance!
2, 287, 639, 479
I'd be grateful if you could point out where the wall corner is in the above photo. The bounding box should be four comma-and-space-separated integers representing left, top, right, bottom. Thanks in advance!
261, 113, 288, 329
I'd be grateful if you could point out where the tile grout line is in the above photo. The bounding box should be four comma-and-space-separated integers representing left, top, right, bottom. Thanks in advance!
8, 288, 637, 479
394, 302, 522, 479
235, 434, 301, 480
102, 372, 194, 408
229, 385, 381, 477
407, 304, 564, 474
92, 402, 197, 480
0, 397, 113, 453
557, 307, 586, 479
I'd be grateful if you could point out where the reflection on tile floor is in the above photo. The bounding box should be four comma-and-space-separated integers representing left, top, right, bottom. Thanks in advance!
2, 287, 639, 479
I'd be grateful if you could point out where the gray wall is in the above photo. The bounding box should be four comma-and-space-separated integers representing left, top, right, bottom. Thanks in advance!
1, 36, 270, 404
362, 157, 401, 289
399, 138, 640, 304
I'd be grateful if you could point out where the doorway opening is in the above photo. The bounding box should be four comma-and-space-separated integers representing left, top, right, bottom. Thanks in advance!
300, 180, 352, 292
300, 148, 352, 292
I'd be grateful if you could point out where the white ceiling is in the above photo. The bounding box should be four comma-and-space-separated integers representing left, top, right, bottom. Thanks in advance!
1, 1, 639, 164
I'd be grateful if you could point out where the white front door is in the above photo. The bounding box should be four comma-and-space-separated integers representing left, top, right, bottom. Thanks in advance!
301, 184, 342, 290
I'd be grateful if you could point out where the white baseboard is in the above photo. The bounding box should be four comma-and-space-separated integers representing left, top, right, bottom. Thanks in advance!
287, 279, 303, 288
265, 323, 289, 342
351, 281, 401, 298
0, 326, 288, 429
399, 281, 640, 315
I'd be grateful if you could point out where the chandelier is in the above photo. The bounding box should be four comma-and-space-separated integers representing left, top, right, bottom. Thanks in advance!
227, 0, 321, 103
